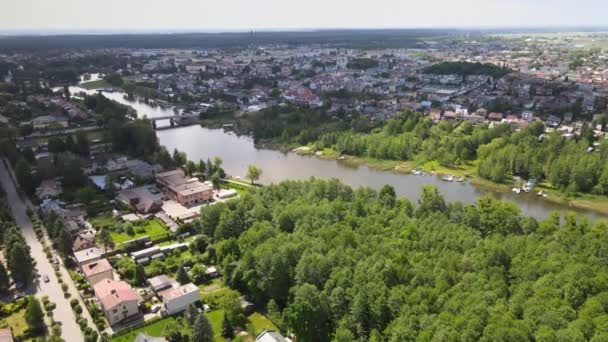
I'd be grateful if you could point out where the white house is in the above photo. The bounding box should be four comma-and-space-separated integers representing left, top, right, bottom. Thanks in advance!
159, 283, 200, 315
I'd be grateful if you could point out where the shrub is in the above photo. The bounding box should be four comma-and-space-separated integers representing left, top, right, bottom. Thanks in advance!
74, 304, 83, 315
70, 299, 79, 308
61, 284, 68, 292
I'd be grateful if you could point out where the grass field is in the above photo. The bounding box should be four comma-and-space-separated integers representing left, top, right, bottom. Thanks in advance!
111, 219, 169, 244
1, 309, 28, 338
79, 80, 114, 89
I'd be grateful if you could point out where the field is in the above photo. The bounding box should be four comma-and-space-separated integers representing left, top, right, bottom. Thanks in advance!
111, 219, 169, 244
1, 309, 28, 338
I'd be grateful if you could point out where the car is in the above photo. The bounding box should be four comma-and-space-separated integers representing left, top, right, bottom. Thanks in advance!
43, 275, 50, 283
203, 304, 211, 312
150, 305, 161, 313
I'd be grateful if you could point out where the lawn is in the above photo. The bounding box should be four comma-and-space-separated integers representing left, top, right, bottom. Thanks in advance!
249, 312, 279, 335
89, 214, 116, 229
1, 309, 28, 338
111, 311, 227, 342
111, 219, 170, 244
79, 80, 114, 89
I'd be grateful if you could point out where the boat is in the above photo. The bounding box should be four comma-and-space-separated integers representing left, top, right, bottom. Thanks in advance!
512, 187, 521, 194
523, 186, 531, 193
441, 175, 454, 182
456, 177, 465, 182
411, 169, 422, 176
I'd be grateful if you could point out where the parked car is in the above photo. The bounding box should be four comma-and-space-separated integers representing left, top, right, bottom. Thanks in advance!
203, 304, 211, 312
43, 275, 50, 283
150, 305, 162, 313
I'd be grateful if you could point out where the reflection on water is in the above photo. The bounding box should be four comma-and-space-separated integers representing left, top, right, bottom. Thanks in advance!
68, 86, 608, 221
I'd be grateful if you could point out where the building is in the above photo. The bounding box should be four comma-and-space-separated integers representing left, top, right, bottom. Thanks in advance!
93, 279, 142, 327
156, 169, 213, 206
158, 283, 200, 315
0, 328, 14, 342
74, 247, 103, 265
117, 188, 163, 214
35, 179, 62, 200
72, 231, 97, 252
147, 275, 178, 292
81, 258, 114, 285
256, 330, 289, 342
31, 114, 69, 130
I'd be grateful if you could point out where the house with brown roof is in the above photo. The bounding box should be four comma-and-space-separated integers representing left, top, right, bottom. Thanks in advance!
81, 258, 114, 285
72, 231, 96, 252
35, 179, 62, 200
93, 279, 142, 327
488, 112, 504, 121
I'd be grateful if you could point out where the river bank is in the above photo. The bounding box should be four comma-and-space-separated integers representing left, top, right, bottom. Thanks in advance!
287, 144, 608, 216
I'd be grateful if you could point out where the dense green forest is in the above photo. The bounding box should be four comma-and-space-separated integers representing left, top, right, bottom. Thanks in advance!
423, 61, 511, 78
314, 111, 513, 165
308, 111, 608, 197
197, 178, 608, 341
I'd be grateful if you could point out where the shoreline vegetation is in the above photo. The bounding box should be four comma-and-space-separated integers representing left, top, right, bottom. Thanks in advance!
285, 144, 608, 216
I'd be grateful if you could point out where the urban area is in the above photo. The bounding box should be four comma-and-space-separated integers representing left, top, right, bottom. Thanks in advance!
1, 30, 608, 342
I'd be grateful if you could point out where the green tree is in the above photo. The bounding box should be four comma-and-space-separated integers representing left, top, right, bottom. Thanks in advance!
192, 313, 214, 342
221, 311, 235, 338
7, 242, 33, 285
246, 164, 263, 185
415, 185, 447, 218
15, 158, 35, 195
0, 263, 9, 292
25, 296, 45, 335
132, 263, 146, 286
98, 227, 114, 253
284, 284, 331, 342
176, 264, 190, 284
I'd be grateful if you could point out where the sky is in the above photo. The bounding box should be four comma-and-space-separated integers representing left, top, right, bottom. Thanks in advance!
2, 0, 607, 34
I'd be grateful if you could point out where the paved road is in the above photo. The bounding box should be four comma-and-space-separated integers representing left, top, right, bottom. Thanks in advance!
0, 160, 87, 342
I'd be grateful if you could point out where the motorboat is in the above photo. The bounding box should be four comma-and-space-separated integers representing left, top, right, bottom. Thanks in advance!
441, 175, 454, 182
512, 187, 521, 194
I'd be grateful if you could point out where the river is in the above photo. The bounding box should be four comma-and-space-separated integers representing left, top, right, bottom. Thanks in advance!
67, 86, 608, 221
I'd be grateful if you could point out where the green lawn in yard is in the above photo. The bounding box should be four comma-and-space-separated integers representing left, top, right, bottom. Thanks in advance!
249, 312, 279, 336
1, 309, 28, 337
111, 311, 227, 342
80, 80, 114, 89
111, 316, 179, 342
112, 219, 170, 244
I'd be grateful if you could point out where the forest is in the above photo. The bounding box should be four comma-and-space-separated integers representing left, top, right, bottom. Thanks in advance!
309, 111, 608, 198
195, 178, 608, 341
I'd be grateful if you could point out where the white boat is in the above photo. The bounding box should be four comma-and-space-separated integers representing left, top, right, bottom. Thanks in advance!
456, 177, 465, 182
523, 186, 531, 193
442, 175, 454, 182
512, 187, 521, 194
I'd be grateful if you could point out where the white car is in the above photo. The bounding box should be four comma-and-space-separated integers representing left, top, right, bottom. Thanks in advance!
203, 304, 211, 312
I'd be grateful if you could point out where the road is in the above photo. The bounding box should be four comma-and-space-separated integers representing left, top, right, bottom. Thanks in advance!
0, 160, 90, 342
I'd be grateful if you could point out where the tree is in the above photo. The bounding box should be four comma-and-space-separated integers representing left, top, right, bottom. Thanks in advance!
221, 311, 235, 338
246, 165, 263, 185
185, 160, 197, 176
283, 284, 331, 342
7, 242, 33, 285
176, 264, 190, 284
210, 173, 222, 191
15, 158, 34, 195
184, 304, 198, 327
0, 263, 9, 292
133, 263, 146, 286
192, 313, 214, 342
98, 227, 114, 253
75, 131, 90, 157
25, 296, 45, 335
415, 185, 447, 218
378, 184, 396, 207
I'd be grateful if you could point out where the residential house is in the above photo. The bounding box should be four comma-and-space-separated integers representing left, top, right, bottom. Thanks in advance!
72, 231, 97, 252
522, 110, 534, 121
256, 330, 289, 342
93, 279, 142, 327
35, 179, 62, 200
0, 328, 14, 342
32, 114, 69, 130
117, 188, 163, 214
74, 247, 103, 265
488, 112, 503, 121
158, 283, 200, 315
81, 258, 114, 285
147, 275, 178, 293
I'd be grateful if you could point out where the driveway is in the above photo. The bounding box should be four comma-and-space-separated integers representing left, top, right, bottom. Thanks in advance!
0, 160, 93, 342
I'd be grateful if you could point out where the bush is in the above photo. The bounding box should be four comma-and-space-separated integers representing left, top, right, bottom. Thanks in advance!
70, 299, 79, 308
74, 304, 83, 315
78, 318, 88, 330
61, 284, 68, 292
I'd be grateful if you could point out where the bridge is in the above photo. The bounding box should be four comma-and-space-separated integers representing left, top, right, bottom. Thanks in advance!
148, 114, 200, 129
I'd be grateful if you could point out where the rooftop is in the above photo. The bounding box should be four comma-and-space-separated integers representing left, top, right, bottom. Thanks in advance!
93, 279, 139, 310
82, 258, 113, 278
